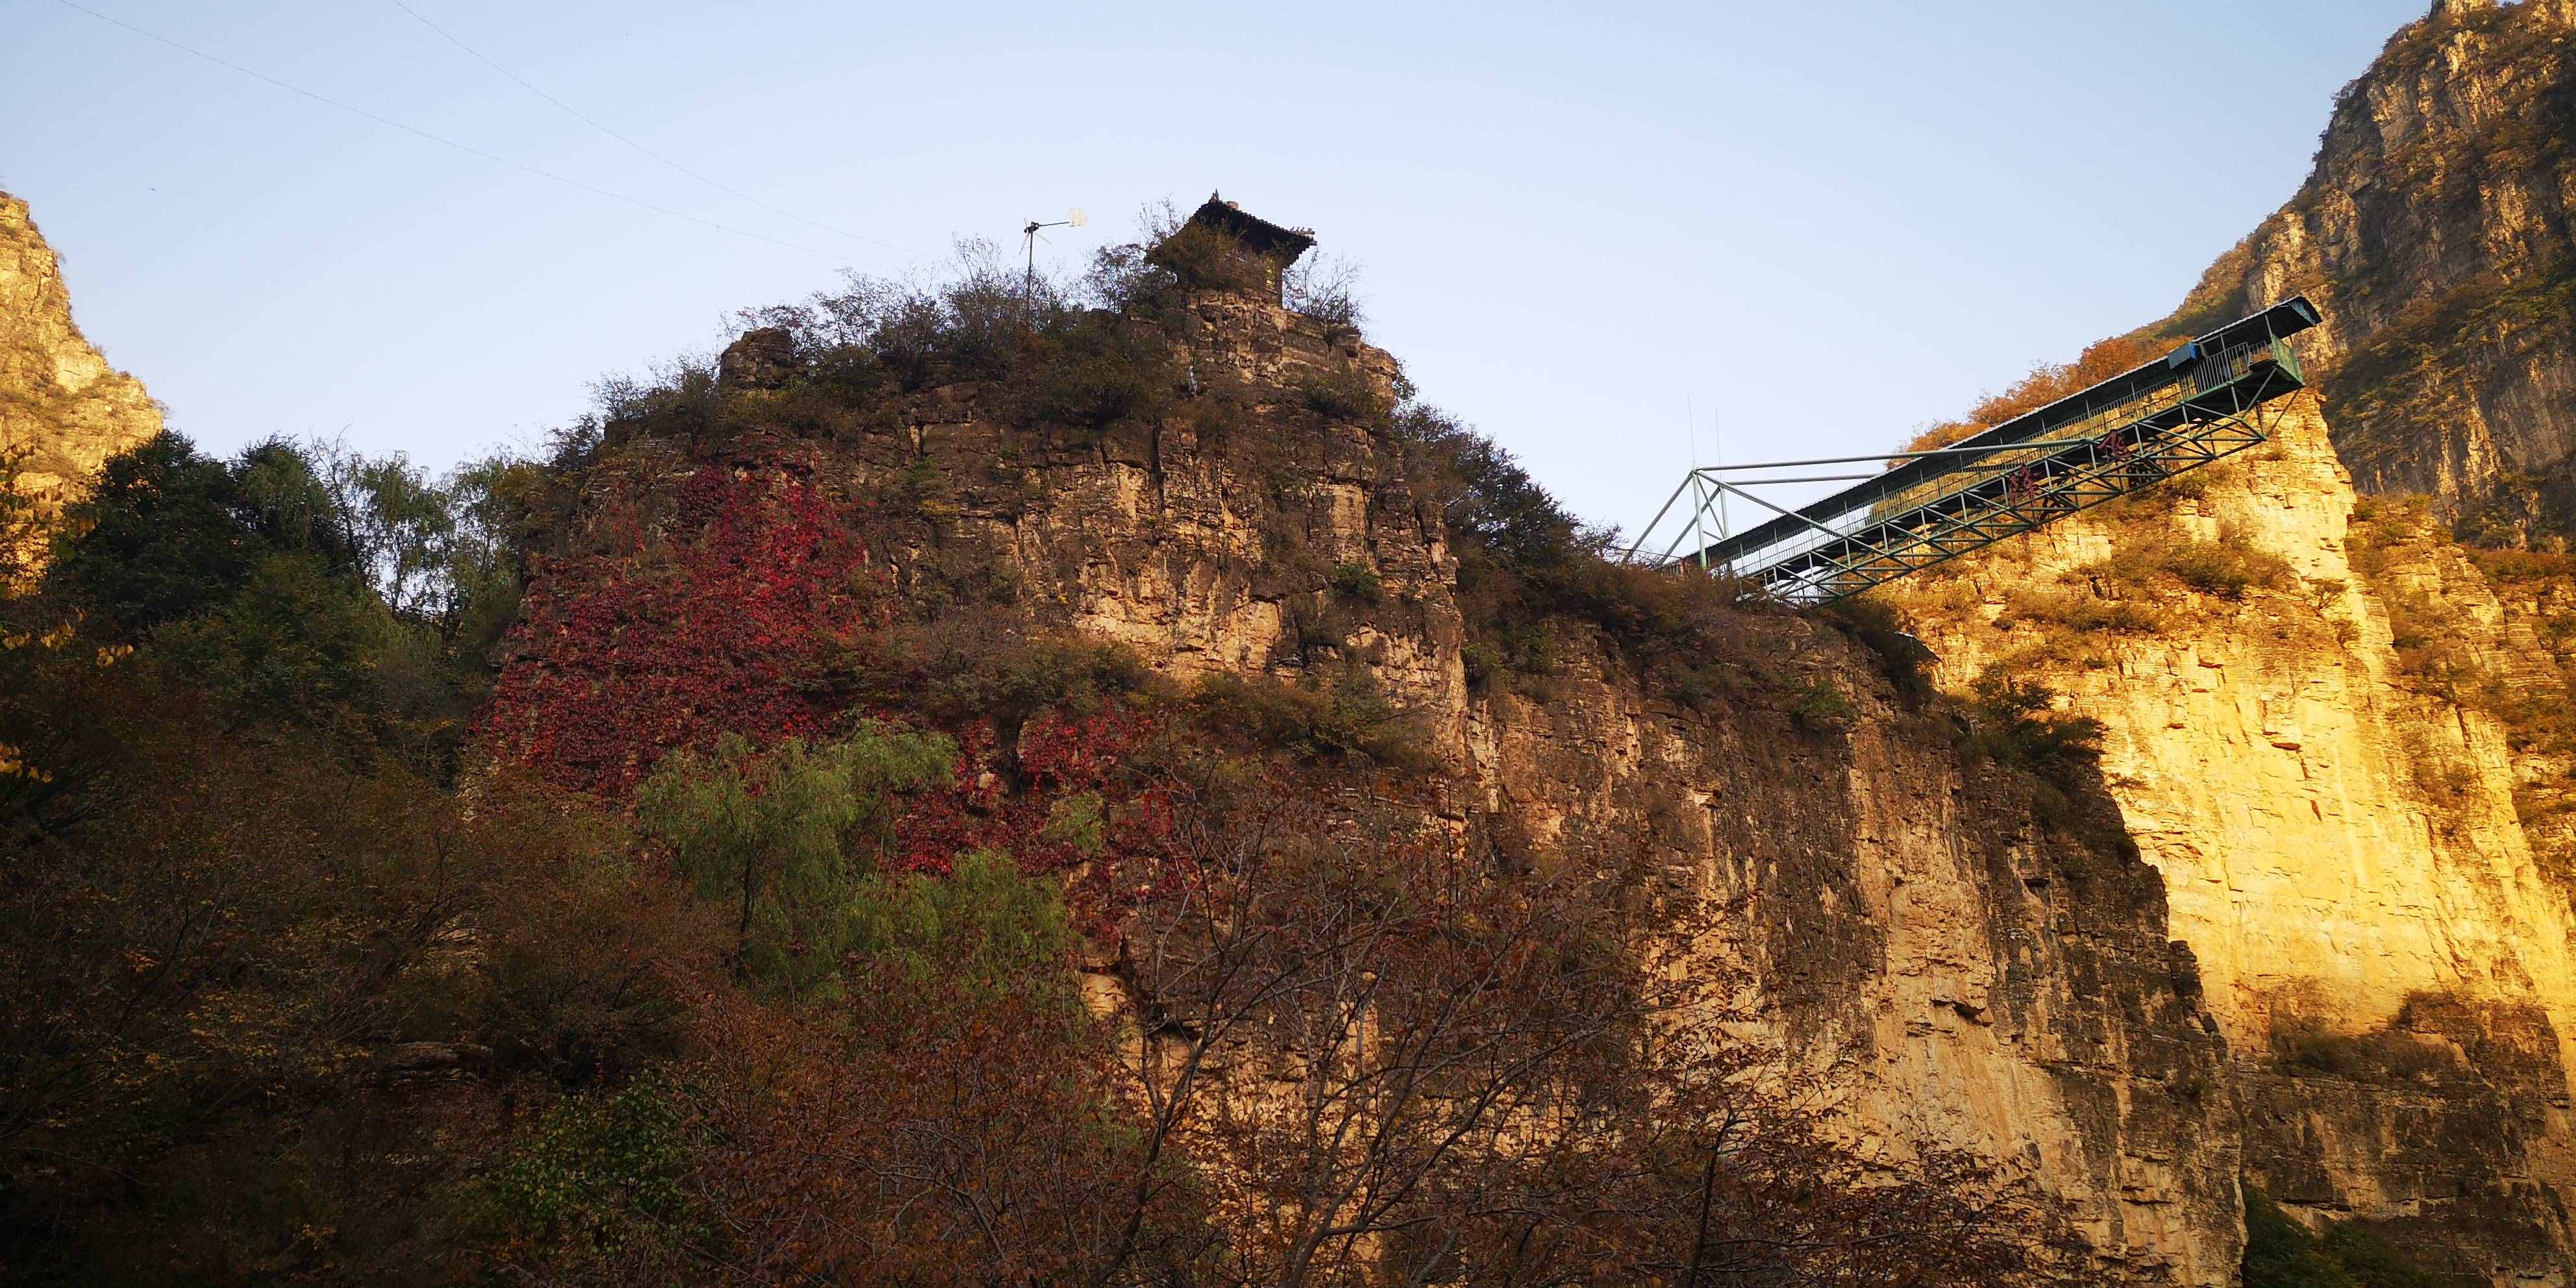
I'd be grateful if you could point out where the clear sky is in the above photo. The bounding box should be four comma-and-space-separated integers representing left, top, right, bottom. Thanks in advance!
5, 0, 2425, 534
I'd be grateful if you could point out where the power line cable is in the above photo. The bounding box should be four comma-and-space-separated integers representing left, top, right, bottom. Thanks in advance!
51, 0, 856, 264
385, 0, 904, 254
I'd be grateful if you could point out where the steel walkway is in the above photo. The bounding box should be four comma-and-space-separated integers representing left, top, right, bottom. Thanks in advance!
1631, 297, 2323, 604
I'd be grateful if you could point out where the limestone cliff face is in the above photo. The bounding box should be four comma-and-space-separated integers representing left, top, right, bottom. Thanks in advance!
1870, 12, 2576, 1272
530, 290, 2248, 1283
1462, 626, 2240, 1284
2163, 0, 2576, 539
1883, 400, 2576, 1283
0, 191, 162, 562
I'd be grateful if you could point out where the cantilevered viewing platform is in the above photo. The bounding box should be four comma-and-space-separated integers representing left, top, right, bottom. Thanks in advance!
1630, 297, 2323, 604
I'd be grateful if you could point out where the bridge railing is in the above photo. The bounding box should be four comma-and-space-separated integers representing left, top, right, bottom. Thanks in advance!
1628, 297, 2323, 602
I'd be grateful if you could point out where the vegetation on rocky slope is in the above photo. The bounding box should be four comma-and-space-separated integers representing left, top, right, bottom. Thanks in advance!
0, 231, 2095, 1284
2239, 1189, 2432, 1288
0, 193, 165, 573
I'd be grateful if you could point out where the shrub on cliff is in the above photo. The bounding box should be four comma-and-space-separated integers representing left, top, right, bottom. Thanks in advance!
636, 727, 954, 998
1823, 593, 1937, 698
1393, 402, 1581, 573
2243, 1189, 2364, 1288
726, 237, 1187, 443
1391, 402, 1777, 704
830, 608, 1150, 737
1187, 669, 1433, 771
2319, 1223, 2438, 1288
2144, 535, 2294, 601
2242, 1187, 2435, 1288
1962, 673, 2105, 774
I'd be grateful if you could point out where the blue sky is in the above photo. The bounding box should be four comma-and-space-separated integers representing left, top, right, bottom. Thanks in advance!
5, 0, 2424, 533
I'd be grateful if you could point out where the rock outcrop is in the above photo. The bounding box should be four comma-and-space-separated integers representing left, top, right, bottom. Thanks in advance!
1883, 402, 2576, 1283
1864, 8, 2576, 1276
1463, 613, 2242, 1283
2164, 0, 2576, 541
0, 191, 161, 568
521, 277, 2247, 1283
487, 12, 2576, 1282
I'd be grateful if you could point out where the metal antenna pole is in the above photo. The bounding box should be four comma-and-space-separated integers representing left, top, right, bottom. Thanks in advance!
1015, 206, 1087, 309
1017, 209, 1087, 316
1712, 408, 1731, 550
1686, 397, 1707, 568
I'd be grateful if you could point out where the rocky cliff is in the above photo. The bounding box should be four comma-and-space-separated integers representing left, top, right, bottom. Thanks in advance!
496, 268, 2251, 1282
1883, 402, 2576, 1283
2164, 0, 2576, 541
438, 12, 2576, 1281
0, 191, 162, 569
1868, 8, 2576, 1277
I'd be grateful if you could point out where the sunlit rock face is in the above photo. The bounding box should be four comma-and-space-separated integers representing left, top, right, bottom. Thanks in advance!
1867, 6, 2576, 1276
1886, 401, 2576, 1283
2163, 0, 2576, 542
0, 191, 162, 568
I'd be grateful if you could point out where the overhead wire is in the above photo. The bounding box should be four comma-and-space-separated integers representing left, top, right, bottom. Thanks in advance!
51, 0, 861, 265
383, 0, 904, 254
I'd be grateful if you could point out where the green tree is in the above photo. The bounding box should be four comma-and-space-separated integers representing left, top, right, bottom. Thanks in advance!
2243, 1201, 2359, 1288
849, 848, 1075, 1007
42, 432, 531, 767
44, 434, 406, 740
636, 727, 953, 997
482, 1076, 700, 1270
313, 441, 534, 649
46, 432, 269, 633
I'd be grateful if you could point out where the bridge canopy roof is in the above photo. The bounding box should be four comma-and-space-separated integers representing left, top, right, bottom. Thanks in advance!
1692, 295, 2321, 569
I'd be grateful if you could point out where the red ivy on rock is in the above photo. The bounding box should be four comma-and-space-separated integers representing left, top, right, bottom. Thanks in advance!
482, 456, 888, 796
891, 711, 1171, 878
479, 452, 1186, 928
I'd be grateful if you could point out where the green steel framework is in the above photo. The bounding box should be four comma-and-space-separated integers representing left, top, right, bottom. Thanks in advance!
1631, 297, 2325, 604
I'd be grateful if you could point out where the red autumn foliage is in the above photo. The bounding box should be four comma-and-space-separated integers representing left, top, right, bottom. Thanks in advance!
1904, 332, 2170, 454
889, 710, 1186, 923
479, 447, 1180, 914
481, 455, 889, 796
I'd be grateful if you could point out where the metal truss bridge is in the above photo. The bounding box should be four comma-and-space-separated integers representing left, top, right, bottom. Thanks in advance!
1630, 297, 2323, 604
